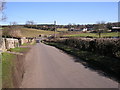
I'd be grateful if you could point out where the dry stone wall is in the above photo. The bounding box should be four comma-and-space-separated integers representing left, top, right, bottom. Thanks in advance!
0, 37, 35, 52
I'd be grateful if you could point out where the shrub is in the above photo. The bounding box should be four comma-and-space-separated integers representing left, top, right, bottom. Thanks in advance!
53, 38, 120, 59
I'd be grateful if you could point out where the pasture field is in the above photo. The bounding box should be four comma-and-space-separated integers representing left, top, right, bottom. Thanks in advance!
21, 28, 56, 37
57, 28, 68, 32
64, 32, 119, 38
2, 27, 119, 38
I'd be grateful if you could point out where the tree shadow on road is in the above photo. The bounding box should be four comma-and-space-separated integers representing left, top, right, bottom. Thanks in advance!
59, 49, 120, 83
73, 56, 120, 83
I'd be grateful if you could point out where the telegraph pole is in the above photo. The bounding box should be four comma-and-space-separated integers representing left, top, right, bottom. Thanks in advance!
54, 21, 56, 38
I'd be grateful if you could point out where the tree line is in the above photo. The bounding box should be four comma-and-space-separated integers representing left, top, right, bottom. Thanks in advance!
2, 21, 120, 31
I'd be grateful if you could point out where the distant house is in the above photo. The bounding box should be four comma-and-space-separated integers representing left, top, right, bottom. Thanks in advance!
82, 28, 88, 32
68, 27, 93, 32
111, 27, 120, 32
82, 27, 93, 32
68, 28, 81, 31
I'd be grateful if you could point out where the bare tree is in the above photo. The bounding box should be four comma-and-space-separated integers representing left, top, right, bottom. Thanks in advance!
68, 23, 72, 30
10, 21, 17, 25
26, 20, 34, 25
0, 1, 6, 47
0, 1, 6, 21
26, 20, 34, 28
3, 22, 22, 38
10, 22, 22, 38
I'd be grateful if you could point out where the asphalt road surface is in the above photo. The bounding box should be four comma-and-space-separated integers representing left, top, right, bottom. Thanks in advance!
20, 43, 118, 88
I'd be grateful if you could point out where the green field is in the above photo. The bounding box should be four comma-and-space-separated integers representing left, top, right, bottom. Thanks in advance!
2, 27, 56, 37
57, 28, 68, 32
64, 32, 119, 38
21, 28, 56, 37
3, 27, 119, 38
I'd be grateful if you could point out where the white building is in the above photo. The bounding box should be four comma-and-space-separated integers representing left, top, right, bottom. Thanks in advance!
82, 28, 88, 32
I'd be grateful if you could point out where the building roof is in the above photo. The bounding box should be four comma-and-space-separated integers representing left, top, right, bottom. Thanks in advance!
112, 27, 120, 29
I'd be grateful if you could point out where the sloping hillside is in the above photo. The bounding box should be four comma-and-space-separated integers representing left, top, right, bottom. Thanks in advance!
21, 28, 56, 37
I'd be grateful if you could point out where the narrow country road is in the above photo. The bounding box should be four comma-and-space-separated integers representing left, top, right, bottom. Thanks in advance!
20, 43, 118, 88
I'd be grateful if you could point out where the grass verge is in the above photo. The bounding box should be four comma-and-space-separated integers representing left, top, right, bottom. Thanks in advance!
8, 47, 29, 53
22, 43, 31, 46
2, 52, 16, 88
44, 41, 120, 82
2, 46, 31, 88
22, 42, 36, 46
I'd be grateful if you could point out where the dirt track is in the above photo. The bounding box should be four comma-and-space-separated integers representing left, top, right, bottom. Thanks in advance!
20, 43, 118, 88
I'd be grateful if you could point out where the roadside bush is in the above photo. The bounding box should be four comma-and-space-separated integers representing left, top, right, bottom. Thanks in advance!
45, 38, 120, 81
53, 38, 120, 59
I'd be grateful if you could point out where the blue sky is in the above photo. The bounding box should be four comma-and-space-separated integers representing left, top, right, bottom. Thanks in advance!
2, 2, 118, 25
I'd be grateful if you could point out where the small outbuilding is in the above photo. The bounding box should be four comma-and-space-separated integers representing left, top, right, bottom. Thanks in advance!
111, 27, 120, 32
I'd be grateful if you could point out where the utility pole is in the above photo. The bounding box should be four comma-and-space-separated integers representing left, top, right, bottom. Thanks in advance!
54, 21, 56, 38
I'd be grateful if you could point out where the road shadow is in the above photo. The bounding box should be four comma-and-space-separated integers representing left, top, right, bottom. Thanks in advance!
58, 49, 120, 83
